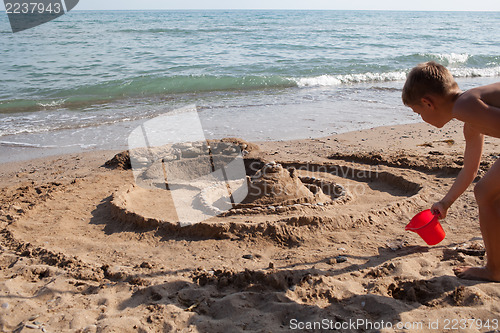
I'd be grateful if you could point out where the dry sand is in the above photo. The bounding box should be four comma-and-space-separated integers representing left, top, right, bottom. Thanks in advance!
1, 120, 499, 332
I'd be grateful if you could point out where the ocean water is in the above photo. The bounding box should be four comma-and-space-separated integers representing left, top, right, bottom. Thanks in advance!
0, 10, 499, 162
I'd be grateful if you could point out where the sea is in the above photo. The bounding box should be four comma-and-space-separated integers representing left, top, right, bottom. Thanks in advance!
1, 10, 499, 163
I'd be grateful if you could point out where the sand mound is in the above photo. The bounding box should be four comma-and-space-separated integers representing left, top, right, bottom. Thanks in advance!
239, 162, 342, 206
104, 151, 131, 170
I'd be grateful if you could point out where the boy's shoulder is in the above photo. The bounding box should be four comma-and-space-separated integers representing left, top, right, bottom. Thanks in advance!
454, 82, 500, 112
453, 89, 480, 114
453, 82, 500, 138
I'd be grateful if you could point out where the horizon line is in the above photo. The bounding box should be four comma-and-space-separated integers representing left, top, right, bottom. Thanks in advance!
1, 8, 499, 12
69, 8, 500, 12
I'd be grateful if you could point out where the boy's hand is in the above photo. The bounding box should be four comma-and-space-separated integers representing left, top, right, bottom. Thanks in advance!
431, 201, 448, 219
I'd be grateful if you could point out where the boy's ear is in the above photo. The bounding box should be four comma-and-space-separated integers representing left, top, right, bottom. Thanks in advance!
420, 97, 434, 109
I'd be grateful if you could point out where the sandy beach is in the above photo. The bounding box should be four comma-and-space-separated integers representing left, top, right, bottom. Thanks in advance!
1, 120, 500, 333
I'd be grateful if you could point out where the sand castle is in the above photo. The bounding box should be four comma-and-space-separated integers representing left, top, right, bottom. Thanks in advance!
109, 139, 428, 242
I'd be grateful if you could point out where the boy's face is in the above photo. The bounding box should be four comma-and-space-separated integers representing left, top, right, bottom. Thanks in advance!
410, 99, 448, 128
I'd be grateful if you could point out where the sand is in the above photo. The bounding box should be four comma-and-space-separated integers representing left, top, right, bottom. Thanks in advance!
1, 120, 499, 333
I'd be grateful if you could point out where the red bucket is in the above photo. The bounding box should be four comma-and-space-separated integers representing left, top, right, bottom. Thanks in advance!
406, 210, 445, 246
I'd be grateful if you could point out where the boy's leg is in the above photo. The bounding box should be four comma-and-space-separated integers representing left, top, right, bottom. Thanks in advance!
454, 158, 500, 282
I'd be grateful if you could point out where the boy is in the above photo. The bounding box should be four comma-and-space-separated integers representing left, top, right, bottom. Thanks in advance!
402, 61, 500, 282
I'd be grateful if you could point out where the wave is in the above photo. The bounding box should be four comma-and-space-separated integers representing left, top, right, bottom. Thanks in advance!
0, 140, 47, 148
294, 71, 408, 87
0, 75, 296, 113
432, 53, 470, 65
0, 140, 97, 149
397, 53, 500, 67
451, 66, 500, 78
1, 64, 499, 114
2, 71, 395, 113
294, 66, 500, 88
36, 99, 67, 108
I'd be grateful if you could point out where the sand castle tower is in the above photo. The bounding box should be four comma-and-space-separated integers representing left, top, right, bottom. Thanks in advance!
238, 162, 334, 207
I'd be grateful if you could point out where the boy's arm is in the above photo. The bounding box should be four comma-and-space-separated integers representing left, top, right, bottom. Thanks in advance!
432, 123, 483, 218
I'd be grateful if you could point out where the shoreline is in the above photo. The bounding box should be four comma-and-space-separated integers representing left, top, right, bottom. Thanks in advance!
1, 120, 499, 332
0, 118, 484, 168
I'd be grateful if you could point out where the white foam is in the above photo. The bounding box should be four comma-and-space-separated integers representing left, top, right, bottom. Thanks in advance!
0, 140, 97, 149
0, 140, 44, 148
435, 53, 470, 65
295, 75, 342, 87
451, 66, 500, 78
36, 99, 67, 108
294, 71, 407, 88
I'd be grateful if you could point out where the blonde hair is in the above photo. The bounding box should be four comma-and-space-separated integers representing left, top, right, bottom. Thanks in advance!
402, 61, 459, 106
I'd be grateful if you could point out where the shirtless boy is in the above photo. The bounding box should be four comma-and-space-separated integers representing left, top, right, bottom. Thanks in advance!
402, 61, 500, 282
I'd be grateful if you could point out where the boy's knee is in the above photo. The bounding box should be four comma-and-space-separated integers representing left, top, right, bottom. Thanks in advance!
474, 180, 492, 204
